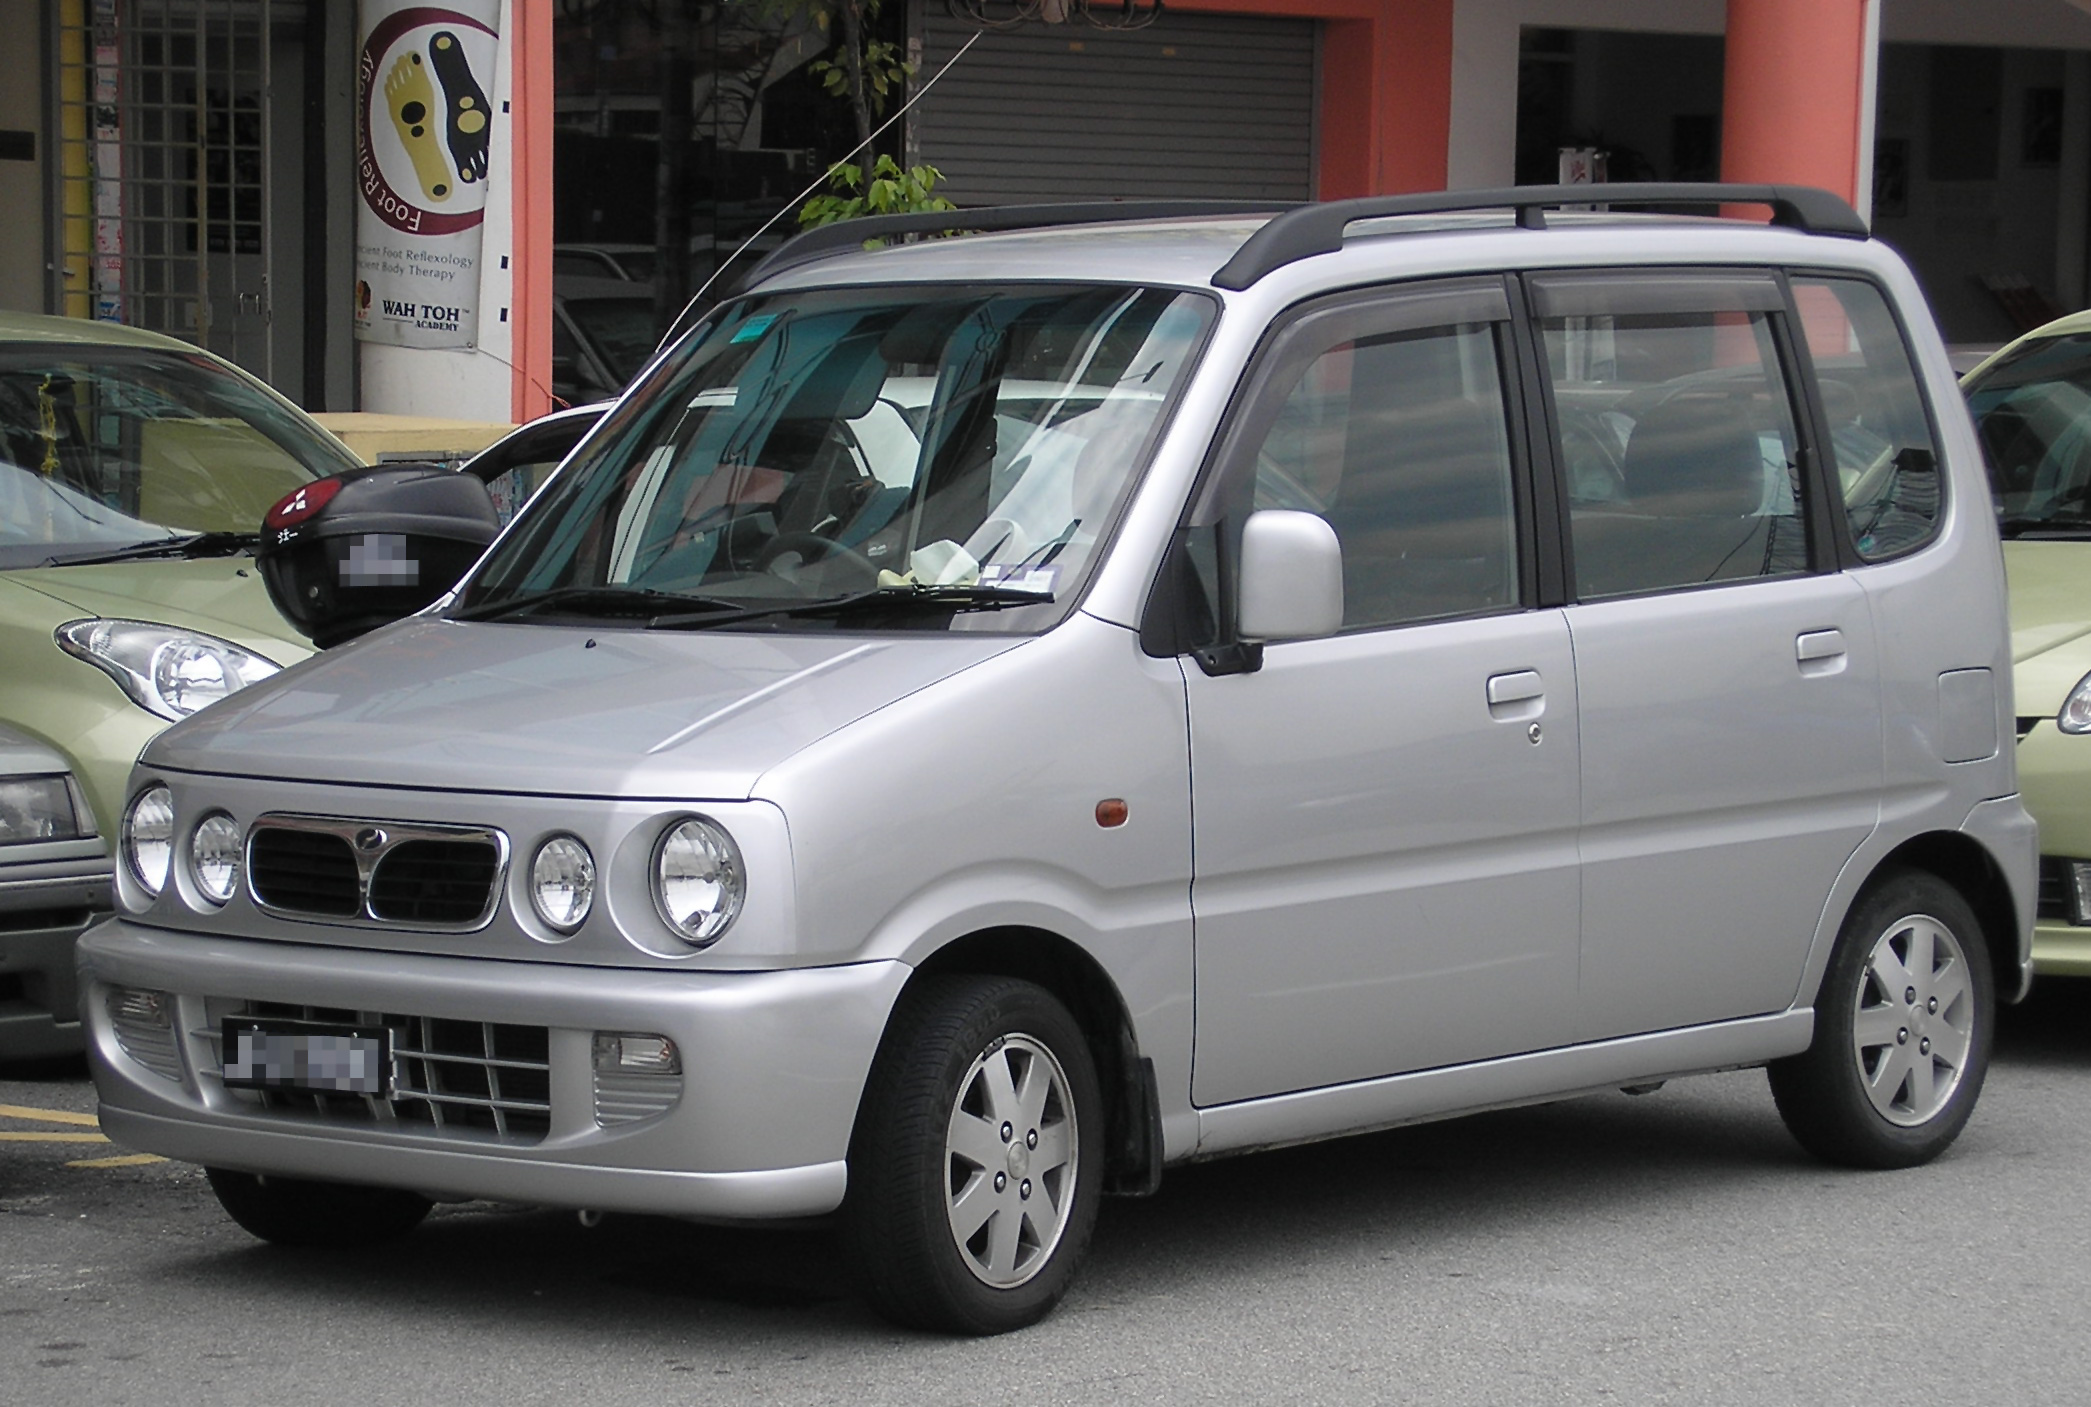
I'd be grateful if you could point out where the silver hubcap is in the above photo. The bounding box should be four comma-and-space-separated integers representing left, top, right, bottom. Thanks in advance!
944, 1033, 1077, 1288
1851, 912, 1974, 1126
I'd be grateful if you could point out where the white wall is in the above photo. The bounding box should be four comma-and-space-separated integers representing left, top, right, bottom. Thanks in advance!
357, 0, 519, 422
1449, 0, 2091, 190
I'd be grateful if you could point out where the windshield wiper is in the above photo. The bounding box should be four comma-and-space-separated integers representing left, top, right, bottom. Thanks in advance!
451, 585, 744, 624
645, 582, 1055, 632
39, 530, 256, 568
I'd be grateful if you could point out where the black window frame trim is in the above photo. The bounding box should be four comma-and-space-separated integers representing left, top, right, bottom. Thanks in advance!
1519, 263, 1839, 604
1780, 266, 1951, 569
1140, 273, 1541, 666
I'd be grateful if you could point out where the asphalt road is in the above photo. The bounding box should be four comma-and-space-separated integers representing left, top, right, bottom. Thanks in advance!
5, 980, 2090, 1407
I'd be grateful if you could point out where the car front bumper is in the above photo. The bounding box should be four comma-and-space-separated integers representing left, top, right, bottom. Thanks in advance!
80, 919, 909, 1219
0, 860, 112, 1059
2030, 919, 2091, 977
2017, 721, 2091, 976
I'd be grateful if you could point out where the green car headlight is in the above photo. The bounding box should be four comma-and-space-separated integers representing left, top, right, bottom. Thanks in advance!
0, 775, 82, 844
2060, 671, 2091, 735
56, 619, 280, 722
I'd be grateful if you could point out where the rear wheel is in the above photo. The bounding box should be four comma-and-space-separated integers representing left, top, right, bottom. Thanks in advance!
843, 975, 1102, 1334
1769, 870, 1993, 1168
205, 1168, 432, 1247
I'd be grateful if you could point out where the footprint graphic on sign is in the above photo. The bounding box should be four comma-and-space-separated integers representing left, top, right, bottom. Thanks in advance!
384, 51, 452, 202
427, 31, 490, 187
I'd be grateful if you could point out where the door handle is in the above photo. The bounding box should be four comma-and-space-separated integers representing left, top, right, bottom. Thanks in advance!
1486, 669, 1545, 720
1796, 629, 1847, 676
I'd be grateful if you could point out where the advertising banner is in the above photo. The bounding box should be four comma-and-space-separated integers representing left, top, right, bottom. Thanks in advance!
353, 1, 502, 349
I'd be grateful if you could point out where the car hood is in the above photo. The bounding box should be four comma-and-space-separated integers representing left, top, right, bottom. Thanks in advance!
9, 557, 311, 664
143, 617, 1024, 800
2005, 541, 2091, 714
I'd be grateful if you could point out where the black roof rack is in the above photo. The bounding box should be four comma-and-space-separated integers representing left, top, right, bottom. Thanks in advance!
1209, 183, 1868, 291
743, 200, 1297, 289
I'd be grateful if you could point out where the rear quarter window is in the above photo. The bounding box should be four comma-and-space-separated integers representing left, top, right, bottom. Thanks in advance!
1791, 276, 1943, 563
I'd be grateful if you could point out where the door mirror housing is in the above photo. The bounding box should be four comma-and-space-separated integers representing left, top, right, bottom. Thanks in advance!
1237, 509, 1343, 642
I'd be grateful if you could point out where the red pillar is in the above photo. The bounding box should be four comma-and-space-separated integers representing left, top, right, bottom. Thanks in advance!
509, 1, 554, 422
1318, 18, 1376, 198
1720, 0, 1874, 211
1373, 0, 1452, 195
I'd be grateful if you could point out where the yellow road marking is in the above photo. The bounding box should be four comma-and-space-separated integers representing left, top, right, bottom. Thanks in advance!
0, 1131, 111, 1144
66, 1153, 165, 1169
0, 1103, 100, 1127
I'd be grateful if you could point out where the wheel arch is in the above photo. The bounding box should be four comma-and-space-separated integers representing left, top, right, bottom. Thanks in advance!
904, 925, 1164, 1197
1838, 831, 2024, 1005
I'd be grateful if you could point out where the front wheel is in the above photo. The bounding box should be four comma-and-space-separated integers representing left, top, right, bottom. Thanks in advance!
843, 976, 1103, 1334
206, 1167, 432, 1248
1768, 870, 1993, 1169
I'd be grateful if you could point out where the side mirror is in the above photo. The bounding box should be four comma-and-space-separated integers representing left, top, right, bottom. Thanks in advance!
256, 465, 499, 649
1237, 509, 1343, 642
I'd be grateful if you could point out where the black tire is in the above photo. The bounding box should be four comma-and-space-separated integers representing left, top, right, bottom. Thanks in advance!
843, 975, 1104, 1335
1768, 869, 1994, 1169
205, 1167, 432, 1248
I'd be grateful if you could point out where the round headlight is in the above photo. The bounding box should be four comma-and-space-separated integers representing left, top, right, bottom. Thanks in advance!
530, 835, 596, 932
190, 813, 243, 905
652, 817, 744, 945
123, 785, 175, 896
2061, 671, 2091, 735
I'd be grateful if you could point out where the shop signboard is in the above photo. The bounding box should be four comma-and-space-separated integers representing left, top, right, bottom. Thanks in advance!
353, 1, 502, 350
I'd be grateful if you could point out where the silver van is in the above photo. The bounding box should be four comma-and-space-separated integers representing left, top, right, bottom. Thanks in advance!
80, 186, 2036, 1334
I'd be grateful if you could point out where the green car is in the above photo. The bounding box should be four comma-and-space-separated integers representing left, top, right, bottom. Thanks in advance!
1965, 311, 2091, 978
0, 312, 359, 1053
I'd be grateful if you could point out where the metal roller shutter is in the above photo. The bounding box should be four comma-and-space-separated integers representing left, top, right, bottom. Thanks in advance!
914, 9, 1318, 204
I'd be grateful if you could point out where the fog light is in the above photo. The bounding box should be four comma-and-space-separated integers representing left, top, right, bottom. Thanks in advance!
111, 987, 168, 1027
2070, 861, 2091, 926
593, 1032, 681, 1075
108, 986, 181, 1084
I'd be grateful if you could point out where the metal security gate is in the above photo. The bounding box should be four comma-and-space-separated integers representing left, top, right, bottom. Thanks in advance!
48, 0, 276, 379
913, 7, 1318, 205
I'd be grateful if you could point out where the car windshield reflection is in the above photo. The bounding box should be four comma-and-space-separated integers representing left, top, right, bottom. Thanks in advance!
463, 282, 1214, 632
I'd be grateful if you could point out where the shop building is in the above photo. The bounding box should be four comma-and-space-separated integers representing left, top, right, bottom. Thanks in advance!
3, 0, 2091, 424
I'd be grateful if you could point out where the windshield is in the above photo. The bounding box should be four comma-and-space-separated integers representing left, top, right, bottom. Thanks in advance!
1967, 332, 2091, 538
464, 282, 1213, 632
0, 344, 360, 569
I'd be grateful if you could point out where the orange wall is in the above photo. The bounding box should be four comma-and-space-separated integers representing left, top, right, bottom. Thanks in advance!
1167, 0, 1454, 198
511, 0, 555, 422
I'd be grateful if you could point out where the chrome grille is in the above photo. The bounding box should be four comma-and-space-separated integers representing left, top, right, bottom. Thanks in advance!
248, 828, 360, 916
593, 1069, 683, 1127
198, 999, 551, 1143
368, 840, 501, 924
244, 814, 507, 930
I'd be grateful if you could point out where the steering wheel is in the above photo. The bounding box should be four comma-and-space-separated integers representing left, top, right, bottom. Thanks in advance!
754, 530, 881, 579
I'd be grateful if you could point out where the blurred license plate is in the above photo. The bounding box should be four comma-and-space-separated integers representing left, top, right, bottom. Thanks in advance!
222, 1018, 391, 1096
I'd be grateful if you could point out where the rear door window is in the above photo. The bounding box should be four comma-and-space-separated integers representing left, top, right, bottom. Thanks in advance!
1531, 272, 1811, 600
